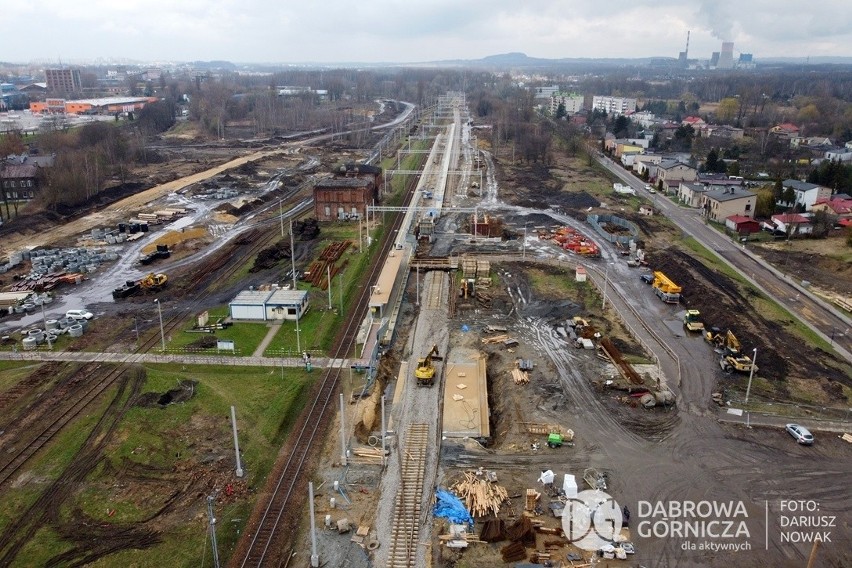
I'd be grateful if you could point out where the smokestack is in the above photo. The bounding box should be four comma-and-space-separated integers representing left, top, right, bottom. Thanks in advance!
719, 41, 734, 69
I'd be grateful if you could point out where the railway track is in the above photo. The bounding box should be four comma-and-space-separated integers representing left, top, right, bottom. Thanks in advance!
386, 423, 429, 568
233, 171, 419, 568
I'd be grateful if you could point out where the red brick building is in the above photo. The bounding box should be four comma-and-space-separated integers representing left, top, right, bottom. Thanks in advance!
313, 164, 381, 221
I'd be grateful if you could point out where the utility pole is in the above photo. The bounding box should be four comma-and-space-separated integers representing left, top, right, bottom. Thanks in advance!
339, 393, 348, 466
289, 216, 297, 290
154, 298, 165, 352
327, 265, 332, 309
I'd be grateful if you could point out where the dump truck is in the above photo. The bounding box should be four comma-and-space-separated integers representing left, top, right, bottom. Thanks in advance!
415, 345, 443, 386
652, 271, 682, 303
683, 309, 704, 332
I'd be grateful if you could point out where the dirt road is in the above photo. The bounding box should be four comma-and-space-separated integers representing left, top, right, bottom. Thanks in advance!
0, 146, 300, 258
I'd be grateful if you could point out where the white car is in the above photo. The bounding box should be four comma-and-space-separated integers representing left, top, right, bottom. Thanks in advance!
66, 309, 94, 320
785, 424, 814, 445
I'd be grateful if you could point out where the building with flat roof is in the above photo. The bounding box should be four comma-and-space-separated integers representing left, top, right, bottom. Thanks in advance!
228, 288, 309, 321
45, 68, 82, 94
29, 96, 158, 115
592, 96, 636, 116
701, 187, 756, 223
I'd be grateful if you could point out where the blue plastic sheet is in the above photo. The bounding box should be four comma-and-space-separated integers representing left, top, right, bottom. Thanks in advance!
433, 489, 473, 525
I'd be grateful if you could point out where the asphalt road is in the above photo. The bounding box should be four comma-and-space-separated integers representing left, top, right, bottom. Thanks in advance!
598, 156, 852, 362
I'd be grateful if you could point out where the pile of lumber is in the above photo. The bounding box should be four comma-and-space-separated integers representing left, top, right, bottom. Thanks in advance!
500, 541, 526, 562
350, 447, 386, 462
481, 334, 509, 344
524, 489, 540, 511
512, 368, 530, 384
451, 472, 509, 517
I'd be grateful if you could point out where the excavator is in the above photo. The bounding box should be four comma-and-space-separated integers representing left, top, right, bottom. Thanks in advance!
139, 272, 168, 290
415, 345, 443, 386
705, 330, 757, 374
683, 309, 704, 332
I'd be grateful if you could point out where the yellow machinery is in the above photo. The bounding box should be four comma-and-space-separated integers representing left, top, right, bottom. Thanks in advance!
415, 345, 443, 386
683, 309, 704, 332
705, 330, 757, 374
139, 272, 168, 290
652, 271, 682, 304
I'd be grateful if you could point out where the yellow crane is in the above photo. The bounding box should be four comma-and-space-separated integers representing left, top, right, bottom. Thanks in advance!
652, 271, 682, 304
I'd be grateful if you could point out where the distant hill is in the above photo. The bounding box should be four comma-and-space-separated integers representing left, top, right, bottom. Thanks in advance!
416, 52, 678, 70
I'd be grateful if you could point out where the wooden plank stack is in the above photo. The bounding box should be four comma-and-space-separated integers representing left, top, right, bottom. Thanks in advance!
451, 472, 509, 518
481, 334, 509, 344
512, 368, 530, 384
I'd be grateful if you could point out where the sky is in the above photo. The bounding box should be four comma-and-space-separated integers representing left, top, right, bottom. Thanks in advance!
3, 0, 851, 64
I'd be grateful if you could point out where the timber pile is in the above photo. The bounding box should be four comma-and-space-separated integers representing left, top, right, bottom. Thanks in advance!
520, 423, 574, 440
479, 518, 505, 542
525, 489, 540, 511
841, 433, 852, 444
351, 447, 385, 462
500, 541, 526, 562
481, 334, 509, 344
451, 472, 509, 517
512, 368, 530, 385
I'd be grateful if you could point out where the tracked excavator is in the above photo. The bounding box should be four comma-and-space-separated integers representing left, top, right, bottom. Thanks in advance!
415, 345, 443, 386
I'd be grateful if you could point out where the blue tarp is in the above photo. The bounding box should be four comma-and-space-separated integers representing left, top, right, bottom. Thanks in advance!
433, 489, 473, 525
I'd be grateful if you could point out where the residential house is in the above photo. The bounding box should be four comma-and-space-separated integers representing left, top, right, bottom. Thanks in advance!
791, 136, 832, 148
770, 123, 800, 142
811, 197, 852, 219
614, 142, 644, 158
824, 147, 852, 163
632, 155, 663, 176
780, 179, 832, 211
678, 182, 709, 208
770, 213, 813, 236
682, 116, 705, 128
313, 163, 381, 222
701, 187, 756, 223
725, 215, 761, 235
0, 154, 53, 201
702, 124, 744, 140
657, 160, 697, 193
629, 111, 660, 130
657, 121, 680, 141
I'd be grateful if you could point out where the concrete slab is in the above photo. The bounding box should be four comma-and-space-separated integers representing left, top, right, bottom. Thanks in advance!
442, 348, 490, 439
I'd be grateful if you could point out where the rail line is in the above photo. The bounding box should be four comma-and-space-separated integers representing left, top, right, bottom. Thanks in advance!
386, 423, 429, 568
233, 170, 419, 568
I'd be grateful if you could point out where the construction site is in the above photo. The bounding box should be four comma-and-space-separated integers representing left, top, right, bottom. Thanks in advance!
0, 92, 849, 568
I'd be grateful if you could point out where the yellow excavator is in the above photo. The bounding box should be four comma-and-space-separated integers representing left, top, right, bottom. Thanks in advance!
705, 330, 757, 374
415, 345, 443, 386
139, 272, 168, 290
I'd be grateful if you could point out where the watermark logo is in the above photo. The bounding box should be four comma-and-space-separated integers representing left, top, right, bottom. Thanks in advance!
561, 490, 623, 551
637, 500, 752, 553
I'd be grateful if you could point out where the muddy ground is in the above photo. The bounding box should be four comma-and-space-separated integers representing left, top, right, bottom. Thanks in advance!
492, 151, 850, 409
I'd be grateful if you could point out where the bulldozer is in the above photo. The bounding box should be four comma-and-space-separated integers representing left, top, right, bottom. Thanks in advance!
415, 345, 443, 387
683, 310, 704, 332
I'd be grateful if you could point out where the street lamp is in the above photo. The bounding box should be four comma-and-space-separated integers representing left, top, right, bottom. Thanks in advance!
744, 348, 757, 404
154, 298, 166, 352
523, 221, 531, 259
40, 301, 53, 350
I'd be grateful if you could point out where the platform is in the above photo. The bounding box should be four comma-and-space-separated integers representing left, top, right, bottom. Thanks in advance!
442, 348, 490, 440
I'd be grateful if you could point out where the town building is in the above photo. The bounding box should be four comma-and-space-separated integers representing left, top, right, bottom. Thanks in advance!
769, 213, 813, 236
313, 163, 381, 222
29, 96, 158, 115
0, 154, 54, 202
549, 92, 584, 116
656, 160, 697, 193
780, 179, 832, 211
700, 187, 756, 223
592, 96, 637, 116
228, 289, 309, 321
45, 68, 82, 94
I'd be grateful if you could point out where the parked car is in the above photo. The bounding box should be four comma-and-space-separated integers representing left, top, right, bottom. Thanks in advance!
644, 184, 651, 190
66, 309, 94, 321
785, 423, 814, 445
640, 273, 654, 284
